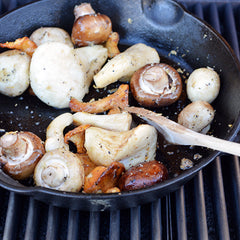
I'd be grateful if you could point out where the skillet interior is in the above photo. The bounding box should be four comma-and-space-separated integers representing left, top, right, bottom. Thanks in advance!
0, 0, 240, 211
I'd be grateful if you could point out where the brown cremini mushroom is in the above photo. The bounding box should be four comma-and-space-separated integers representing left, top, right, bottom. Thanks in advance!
130, 63, 182, 107
0, 131, 45, 180
118, 160, 168, 191
71, 3, 112, 47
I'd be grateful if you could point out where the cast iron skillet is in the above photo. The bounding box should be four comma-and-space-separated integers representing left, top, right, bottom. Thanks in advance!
0, 0, 240, 211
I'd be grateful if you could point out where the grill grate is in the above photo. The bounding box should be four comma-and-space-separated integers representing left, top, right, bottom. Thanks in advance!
1, 1, 240, 239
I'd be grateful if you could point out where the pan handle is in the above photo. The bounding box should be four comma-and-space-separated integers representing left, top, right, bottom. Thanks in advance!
141, 0, 185, 26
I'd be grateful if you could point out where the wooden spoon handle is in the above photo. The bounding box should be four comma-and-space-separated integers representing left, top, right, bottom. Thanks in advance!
125, 106, 240, 156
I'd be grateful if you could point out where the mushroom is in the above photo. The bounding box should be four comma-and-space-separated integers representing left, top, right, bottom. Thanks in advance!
73, 111, 132, 132
187, 67, 220, 103
71, 3, 112, 47
64, 124, 91, 153
74, 45, 108, 88
105, 32, 120, 58
45, 113, 73, 152
84, 124, 157, 169
118, 160, 168, 191
34, 149, 84, 192
0, 50, 31, 97
0, 131, 45, 180
83, 161, 125, 193
130, 63, 182, 107
93, 43, 160, 88
69, 84, 129, 113
0, 37, 37, 56
178, 100, 215, 133
76, 153, 97, 176
30, 42, 88, 109
30, 27, 74, 48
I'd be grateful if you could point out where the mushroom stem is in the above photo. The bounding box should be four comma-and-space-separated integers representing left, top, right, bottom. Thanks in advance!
74, 3, 95, 20
0, 132, 28, 159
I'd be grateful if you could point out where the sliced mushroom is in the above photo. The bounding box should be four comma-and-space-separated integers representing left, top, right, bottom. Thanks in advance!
93, 43, 160, 88
73, 111, 132, 132
83, 162, 125, 193
30, 42, 88, 108
45, 113, 73, 152
130, 63, 182, 107
0, 50, 31, 97
64, 124, 91, 153
187, 67, 220, 103
74, 45, 108, 88
118, 160, 168, 191
84, 124, 157, 169
0, 37, 37, 56
0, 131, 45, 180
178, 100, 215, 133
76, 153, 97, 176
71, 3, 112, 47
34, 149, 84, 192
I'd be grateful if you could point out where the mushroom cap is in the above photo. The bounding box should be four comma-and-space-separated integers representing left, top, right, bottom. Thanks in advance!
30, 42, 87, 108
130, 63, 182, 107
178, 100, 215, 133
34, 149, 84, 192
30, 27, 74, 48
71, 13, 112, 47
187, 67, 220, 103
0, 131, 45, 180
0, 50, 31, 97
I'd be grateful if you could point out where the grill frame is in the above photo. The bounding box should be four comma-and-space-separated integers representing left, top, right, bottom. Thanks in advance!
0, 1, 240, 239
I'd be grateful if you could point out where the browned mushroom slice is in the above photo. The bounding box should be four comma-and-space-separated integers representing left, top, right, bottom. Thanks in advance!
118, 160, 168, 191
0, 131, 45, 180
84, 162, 125, 193
0, 37, 37, 56
130, 63, 182, 107
69, 84, 129, 113
64, 124, 91, 153
76, 153, 97, 176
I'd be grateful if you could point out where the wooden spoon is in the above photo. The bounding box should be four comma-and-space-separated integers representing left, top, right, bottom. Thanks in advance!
125, 106, 240, 156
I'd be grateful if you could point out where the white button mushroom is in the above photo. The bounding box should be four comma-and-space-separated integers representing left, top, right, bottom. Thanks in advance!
178, 100, 215, 133
34, 149, 84, 192
186, 67, 220, 103
30, 27, 74, 48
30, 42, 88, 109
0, 50, 31, 97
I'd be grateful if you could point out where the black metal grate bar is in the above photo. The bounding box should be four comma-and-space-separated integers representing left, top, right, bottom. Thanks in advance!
109, 210, 120, 240
130, 206, 141, 240
67, 209, 79, 240
24, 198, 38, 240
89, 211, 100, 239
151, 199, 162, 240
175, 187, 187, 240
0, 2, 240, 240
194, 171, 208, 240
